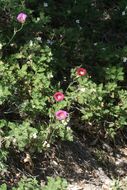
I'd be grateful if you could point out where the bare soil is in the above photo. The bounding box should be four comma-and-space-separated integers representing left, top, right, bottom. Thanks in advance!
1, 133, 127, 190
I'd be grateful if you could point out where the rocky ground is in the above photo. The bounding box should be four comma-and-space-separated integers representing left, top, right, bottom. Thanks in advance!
1, 133, 127, 190
57, 140, 127, 190
34, 133, 127, 190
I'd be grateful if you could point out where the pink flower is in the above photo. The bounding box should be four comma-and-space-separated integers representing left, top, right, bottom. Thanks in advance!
17, 13, 27, 23
55, 110, 68, 120
76, 68, 87, 76
53, 92, 64, 102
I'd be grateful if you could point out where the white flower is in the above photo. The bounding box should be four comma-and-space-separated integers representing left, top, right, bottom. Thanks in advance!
47, 39, 53, 45
13, 138, 17, 144
79, 87, 86, 92
122, 11, 126, 16
44, 2, 48, 7
123, 57, 127, 62
29, 40, 33, 47
36, 37, 42, 42
76, 19, 80, 24
0, 43, 2, 50
32, 133, 37, 139
43, 141, 50, 148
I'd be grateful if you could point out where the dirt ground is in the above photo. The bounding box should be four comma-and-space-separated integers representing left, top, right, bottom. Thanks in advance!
1, 132, 127, 190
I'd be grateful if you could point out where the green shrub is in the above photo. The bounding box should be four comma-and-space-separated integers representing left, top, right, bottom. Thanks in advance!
1, 1, 127, 187
0, 176, 68, 190
0, 0, 126, 147
66, 66, 127, 138
0, 39, 73, 152
43, 177, 68, 190
0, 149, 8, 174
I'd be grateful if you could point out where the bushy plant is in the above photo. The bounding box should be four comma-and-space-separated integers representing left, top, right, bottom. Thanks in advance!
0, 149, 8, 174
0, 0, 127, 152
0, 1, 73, 179
65, 66, 127, 138
43, 177, 68, 190
0, 39, 73, 152
0, 176, 68, 190
1, 0, 127, 188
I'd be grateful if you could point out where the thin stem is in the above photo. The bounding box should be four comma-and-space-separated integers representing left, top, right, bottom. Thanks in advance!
7, 24, 24, 45
66, 77, 77, 92
7, 28, 17, 45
